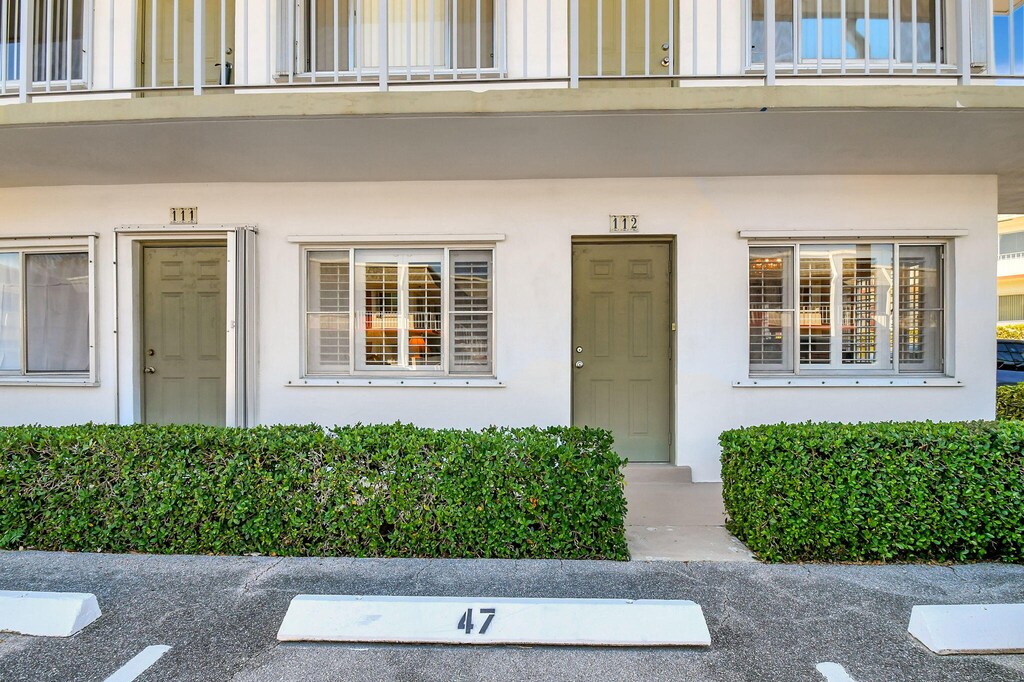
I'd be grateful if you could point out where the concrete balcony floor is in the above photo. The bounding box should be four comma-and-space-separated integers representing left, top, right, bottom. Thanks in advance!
623, 465, 755, 562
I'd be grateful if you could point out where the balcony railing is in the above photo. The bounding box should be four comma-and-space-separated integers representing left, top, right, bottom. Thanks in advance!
0, 0, 1021, 103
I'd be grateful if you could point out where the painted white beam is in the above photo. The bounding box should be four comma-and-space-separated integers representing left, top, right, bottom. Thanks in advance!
278, 595, 711, 647
0, 590, 101, 637
909, 604, 1024, 655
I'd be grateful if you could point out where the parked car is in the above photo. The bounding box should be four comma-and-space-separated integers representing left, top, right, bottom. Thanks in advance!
997, 339, 1024, 386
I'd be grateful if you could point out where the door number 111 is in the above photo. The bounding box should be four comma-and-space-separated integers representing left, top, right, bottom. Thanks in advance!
457, 608, 496, 634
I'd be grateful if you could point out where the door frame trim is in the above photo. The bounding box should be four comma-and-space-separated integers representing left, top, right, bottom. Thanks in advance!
570, 235, 677, 464
113, 224, 257, 427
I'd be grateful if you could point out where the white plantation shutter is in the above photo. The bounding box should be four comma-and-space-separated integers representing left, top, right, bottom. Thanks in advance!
0, 253, 21, 372
449, 250, 492, 374
306, 251, 351, 373
748, 246, 794, 372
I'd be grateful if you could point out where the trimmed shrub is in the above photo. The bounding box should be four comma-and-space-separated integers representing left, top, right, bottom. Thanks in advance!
720, 421, 1024, 563
0, 423, 628, 560
998, 324, 1024, 341
997, 384, 1024, 420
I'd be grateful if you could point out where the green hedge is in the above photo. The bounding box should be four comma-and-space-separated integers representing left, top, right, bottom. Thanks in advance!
721, 421, 1024, 563
997, 384, 1024, 420
0, 423, 628, 560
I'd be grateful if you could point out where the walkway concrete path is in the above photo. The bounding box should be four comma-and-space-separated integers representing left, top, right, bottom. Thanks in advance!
1, 552, 1022, 681
624, 465, 755, 562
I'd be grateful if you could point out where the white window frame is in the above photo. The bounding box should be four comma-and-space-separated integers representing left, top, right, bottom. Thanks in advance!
747, 238, 950, 378
744, 0, 953, 71
288, 0, 504, 79
300, 243, 496, 379
0, 235, 97, 386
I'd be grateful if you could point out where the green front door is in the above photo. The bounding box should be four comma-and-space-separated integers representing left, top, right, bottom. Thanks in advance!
572, 241, 673, 462
142, 245, 227, 426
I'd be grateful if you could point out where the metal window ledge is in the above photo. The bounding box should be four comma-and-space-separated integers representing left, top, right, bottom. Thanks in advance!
288, 378, 504, 388
0, 379, 99, 387
734, 377, 963, 388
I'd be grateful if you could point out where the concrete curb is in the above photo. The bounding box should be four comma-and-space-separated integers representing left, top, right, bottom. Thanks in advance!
0, 590, 101, 637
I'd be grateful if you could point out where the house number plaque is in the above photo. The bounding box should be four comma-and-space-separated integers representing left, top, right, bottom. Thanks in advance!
610, 214, 639, 233
170, 207, 198, 224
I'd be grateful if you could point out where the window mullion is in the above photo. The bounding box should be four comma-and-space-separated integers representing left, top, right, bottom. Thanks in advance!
442, 247, 451, 375
348, 247, 355, 374
893, 242, 901, 374
19, 250, 26, 376
793, 243, 801, 375
830, 251, 842, 370
400, 258, 409, 369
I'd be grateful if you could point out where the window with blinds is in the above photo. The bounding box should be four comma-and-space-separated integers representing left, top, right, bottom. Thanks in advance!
304, 247, 493, 376
748, 241, 944, 375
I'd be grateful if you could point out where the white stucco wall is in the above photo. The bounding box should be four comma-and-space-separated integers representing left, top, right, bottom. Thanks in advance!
0, 175, 997, 480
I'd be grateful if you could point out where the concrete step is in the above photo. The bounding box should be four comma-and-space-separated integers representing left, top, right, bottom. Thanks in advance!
622, 464, 693, 485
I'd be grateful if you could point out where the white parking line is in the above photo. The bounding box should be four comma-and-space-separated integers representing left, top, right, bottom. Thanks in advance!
816, 662, 858, 682
103, 645, 171, 682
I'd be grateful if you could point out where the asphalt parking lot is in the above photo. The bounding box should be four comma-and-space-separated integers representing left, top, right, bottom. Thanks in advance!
1, 551, 1023, 681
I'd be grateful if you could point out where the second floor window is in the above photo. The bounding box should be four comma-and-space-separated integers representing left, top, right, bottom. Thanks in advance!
292, 0, 495, 75
749, 0, 942, 66
3, 0, 85, 83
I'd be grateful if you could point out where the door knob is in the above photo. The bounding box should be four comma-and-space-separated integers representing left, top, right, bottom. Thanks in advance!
575, 361, 584, 369
144, 366, 156, 374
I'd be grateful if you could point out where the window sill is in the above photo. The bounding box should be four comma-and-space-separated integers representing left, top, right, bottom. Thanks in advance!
288, 377, 504, 388
734, 377, 962, 388
0, 377, 98, 387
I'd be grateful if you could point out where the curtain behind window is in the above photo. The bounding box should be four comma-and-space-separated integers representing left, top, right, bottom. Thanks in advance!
26, 252, 89, 372
0, 253, 20, 371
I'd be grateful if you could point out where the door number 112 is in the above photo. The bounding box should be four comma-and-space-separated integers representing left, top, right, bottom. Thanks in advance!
457, 608, 496, 634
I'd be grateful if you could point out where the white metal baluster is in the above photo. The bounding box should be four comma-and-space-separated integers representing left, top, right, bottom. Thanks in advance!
333, 0, 339, 80
794, 0, 799, 74
716, 0, 722, 75
667, 0, 673, 74
692, 0, 698, 75
453, 0, 458, 79
765, 0, 776, 83
643, 0, 649, 76
597, 0, 602, 75
863, 0, 870, 73
619, 0, 624, 75
569, 0, 578, 85
355, 0, 362, 81
428, 0, 434, 79
18, 0, 31, 101
378, 0, 387, 90
498, 0, 505, 77
150, 0, 156, 86
545, 0, 550, 77
1009, 0, 1016, 75
45, 0, 53, 90
934, 0, 941, 72
108, 0, 114, 88
264, 0, 270, 82
287, 0, 294, 82
816, 0, 822, 74
311, 0, 317, 81
957, 0, 970, 81
64, 0, 71, 89
405, 0, 410, 80
193, 0, 203, 93
474, 0, 480, 78
1, 0, 7, 95
911, 0, 918, 71
521, 0, 526, 77
893, 0, 900, 69
840, 0, 846, 73
887, 0, 894, 73
220, 0, 226, 84
83, 0, 92, 87
242, 0, 247, 83
174, 0, 179, 86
